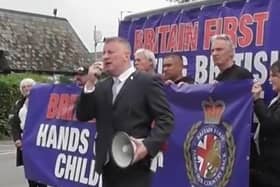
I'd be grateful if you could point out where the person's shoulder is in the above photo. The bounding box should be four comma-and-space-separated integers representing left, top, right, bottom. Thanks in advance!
93, 76, 112, 91
181, 76, 194, 84
231, 64, 253, 79
235, 65, 253, 78
15, 97, 25, 106
96, 76, 111, 85
10, 97, 25, 113
135, 71, 162, 82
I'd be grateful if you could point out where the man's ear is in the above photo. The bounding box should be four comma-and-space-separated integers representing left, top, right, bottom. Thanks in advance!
124, 51, 131, 61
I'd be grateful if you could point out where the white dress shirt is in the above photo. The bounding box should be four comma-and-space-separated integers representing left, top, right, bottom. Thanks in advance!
112, 66, 135, 102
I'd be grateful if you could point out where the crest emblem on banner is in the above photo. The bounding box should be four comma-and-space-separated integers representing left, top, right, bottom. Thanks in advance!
184, 98, 235, 187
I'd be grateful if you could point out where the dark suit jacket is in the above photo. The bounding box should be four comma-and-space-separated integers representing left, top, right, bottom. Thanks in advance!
76, 71, 174, 173
254, 97, 280, 185
8, 97, 26, 166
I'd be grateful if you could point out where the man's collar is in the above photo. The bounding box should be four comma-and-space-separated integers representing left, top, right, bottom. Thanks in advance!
113, 66, 135, 83
219, 62, 234, 72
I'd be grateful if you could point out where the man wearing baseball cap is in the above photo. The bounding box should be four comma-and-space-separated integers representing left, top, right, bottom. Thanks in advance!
74, 63, 105, 87
73, 66, 89, 87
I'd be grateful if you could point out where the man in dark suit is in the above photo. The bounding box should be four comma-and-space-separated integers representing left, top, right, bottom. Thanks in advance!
76, 37, 174, 187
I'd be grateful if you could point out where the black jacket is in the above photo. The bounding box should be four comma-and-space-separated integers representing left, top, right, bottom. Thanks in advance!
8, 97, 26, 166
253, 97, 280, 186
216, 64, 253, 81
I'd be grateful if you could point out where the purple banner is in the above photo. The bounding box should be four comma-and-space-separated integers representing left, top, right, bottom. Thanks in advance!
152, 79, 252, 187
23, 80, 253, 187
23, 84, 98, 187
119, 0, 280, 101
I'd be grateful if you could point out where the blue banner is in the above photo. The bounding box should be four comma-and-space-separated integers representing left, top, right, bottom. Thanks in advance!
152, 80, 252, 187
119, 0, 280, 101
23, 84, 98, 187
23, 80, 253, 187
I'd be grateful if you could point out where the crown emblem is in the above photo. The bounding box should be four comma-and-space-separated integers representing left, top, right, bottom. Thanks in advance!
202, 98, 225, 124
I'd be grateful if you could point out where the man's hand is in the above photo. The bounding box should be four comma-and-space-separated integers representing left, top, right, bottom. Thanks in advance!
252, 81, 263, 100
130, 137, 148, 163
85, 63, 102, 90
177, 81, 189, 88
164, 79, 175, 85
92, 62, 104, 75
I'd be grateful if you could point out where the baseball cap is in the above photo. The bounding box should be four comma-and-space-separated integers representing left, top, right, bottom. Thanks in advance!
74, 66, 88, 75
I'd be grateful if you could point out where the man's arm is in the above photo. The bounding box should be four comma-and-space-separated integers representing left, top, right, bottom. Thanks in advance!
143, 76, 174, 157
254, 99, 280, 129
8, 100, 22, 143
76, 63, 101, 121
76, 90, 97, 121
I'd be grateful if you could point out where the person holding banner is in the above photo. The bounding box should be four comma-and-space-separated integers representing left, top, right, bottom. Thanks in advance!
211, 34, 253, 81
252, 60, 280, 187
210, 34, 258, 186
134, 48, 157, 74
9, 78, 47, 187
76, 37, 174, 187
163, 54, 194, 85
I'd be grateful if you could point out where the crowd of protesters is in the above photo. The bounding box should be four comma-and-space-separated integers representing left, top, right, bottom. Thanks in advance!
7, 34, 280, 187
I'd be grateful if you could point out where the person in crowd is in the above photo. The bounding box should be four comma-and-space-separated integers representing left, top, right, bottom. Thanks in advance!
76, 37, 174, 187
74, 62, 106, 88
210, 34, 257, 186
134, 48, 169, 166
211, 34, 253, 81
73, 66, 90, 87
134, 48, 157, 74
9, 78, 47, 187
251, 60, 280, 187
163, 54, 194, 85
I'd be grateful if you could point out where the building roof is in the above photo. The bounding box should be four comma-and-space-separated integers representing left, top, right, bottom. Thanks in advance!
0, 8, 92, 74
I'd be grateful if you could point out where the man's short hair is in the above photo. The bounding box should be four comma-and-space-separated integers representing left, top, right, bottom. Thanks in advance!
210, 34, 236, 55
104, 37, 131, 54
164, 54, 183, 66
134, 48, 157, 68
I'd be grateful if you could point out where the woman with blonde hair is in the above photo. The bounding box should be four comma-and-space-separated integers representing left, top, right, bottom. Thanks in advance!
9, 78, 46, 187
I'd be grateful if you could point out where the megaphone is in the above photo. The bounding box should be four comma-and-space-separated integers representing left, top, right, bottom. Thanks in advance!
111, 131, 136, 168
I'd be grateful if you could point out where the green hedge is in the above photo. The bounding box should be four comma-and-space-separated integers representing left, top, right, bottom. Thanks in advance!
0, 73, 52, 139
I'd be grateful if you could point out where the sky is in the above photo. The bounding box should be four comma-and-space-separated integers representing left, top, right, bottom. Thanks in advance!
0, 0, 173, 52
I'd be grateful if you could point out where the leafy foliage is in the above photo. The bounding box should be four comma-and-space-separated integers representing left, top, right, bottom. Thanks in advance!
0, 73, 51, 139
